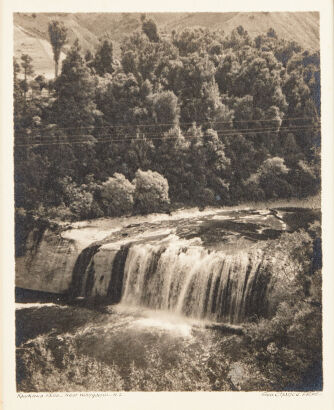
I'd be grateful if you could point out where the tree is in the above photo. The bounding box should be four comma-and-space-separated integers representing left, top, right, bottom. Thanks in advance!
267, 28, 278, 39
85, 50, 93, 62
13, 57, 23, 108
260, 157, 289, 176
223, 25, 251, 49
177, 55, 218, 123
21, 54, 34, 80
172, 28, 221, 57
101, 173, 135, 216
54, 39, 97, 131
20, 54, 34, 102
48, 20, 67, 78
257, 157, 291, 199
58, 176, 94, 219
150, 90, 180, 126
95, 72, 144, 126
93, 39, 114, 76
200, 129, 230, 203
13, 57, 21, 84
34, 75, 47, 93
120, 32, 178, 86
29, 80, 40, 99
154, 127, 190, 201
133, 169, 170, 214
141, 17, 159, 43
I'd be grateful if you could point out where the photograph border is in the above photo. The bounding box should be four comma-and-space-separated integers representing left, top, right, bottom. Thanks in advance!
1, 0, 333, 409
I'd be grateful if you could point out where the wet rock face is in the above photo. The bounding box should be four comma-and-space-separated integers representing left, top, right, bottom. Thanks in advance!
16, 228, 83, 294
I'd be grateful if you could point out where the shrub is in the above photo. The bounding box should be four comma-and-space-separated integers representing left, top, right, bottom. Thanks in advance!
243, 229, 322, 390
101, 173, 135, 216
17, 335, 124, 392
58, 177, 94, 220
195, 187, 216, 206
69, 190, 94, 219
260, 156, 289, 176
133, 169, 170, 214
150, 90, 179, 125
257, 157, 291, 199
43, 204, 74, 221
287, 160, 319, 198
89, 201, 104, 218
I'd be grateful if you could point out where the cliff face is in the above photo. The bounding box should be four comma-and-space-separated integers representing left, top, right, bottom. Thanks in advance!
15, 227, 83, 294
15, 214, 125, 294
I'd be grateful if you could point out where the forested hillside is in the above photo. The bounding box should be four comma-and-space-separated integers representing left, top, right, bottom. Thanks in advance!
14, 15, 321, 221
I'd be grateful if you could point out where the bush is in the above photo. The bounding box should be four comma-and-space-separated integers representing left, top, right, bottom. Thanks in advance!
195, 186, 216, 206
133, 169, 170, 214
150, 90, 179, 125
17, 336, 124, 392
42, 204, 74, 221
260, 157, 289, 176
101, 173, 135, 216
58, 177, 95, 220
69, 190, 94, 219
256, 157, 292, 199
242, 229, 322, 390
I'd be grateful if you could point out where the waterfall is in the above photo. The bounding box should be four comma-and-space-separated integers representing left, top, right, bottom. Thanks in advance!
70, 238, 271, 324
107, 245, 131, 304
69, 245, 101, 298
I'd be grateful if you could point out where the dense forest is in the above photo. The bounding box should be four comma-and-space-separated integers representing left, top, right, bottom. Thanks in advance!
14, 16, 321, 220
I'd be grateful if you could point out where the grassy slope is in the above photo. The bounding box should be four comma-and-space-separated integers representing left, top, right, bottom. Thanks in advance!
14, 13, 99, 78
221, 12, 319, 50
14, 25, 67, 78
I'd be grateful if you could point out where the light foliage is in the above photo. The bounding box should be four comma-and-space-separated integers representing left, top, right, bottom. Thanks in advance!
101, 173, 135, 216
133, 169, 170, 213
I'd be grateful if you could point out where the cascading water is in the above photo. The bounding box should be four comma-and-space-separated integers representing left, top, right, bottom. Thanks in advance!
70, 237, 271, 324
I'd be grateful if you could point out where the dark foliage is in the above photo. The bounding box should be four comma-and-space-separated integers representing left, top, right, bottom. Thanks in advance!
14, 19, 320, 220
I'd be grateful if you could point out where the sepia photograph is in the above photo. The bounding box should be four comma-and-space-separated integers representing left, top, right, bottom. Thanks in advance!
1, 1, 332, 404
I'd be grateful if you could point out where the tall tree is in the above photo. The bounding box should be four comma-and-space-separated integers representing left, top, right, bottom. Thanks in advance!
20, 54, 34, 102
20, 54, 34, 81
150, 90, 180, 126
93, 39, 114, 76
54, 40, 97, 131
141, 17, 160, 43
48, 20, 67, 78
13, 57, 20, 84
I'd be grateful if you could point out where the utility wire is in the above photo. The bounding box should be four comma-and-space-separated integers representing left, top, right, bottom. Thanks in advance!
15, 124, 321, 141
14, 124, 321, 141
14, 126, 321, 148
15, 125, 321, 143
16, 116, 321, 133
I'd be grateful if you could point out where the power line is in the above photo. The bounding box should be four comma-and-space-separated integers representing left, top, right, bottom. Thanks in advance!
14, 124, 321, 141
18, 116, 321, 133
15, 125, 321, 144
14, 125, 321, 148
